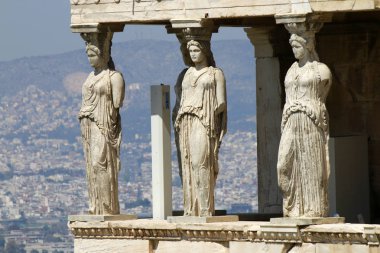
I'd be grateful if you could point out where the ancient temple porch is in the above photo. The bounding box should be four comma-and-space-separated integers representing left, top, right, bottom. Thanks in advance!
68, 0, 380, 252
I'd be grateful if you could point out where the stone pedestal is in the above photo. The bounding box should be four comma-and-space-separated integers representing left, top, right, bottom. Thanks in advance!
68, 214, 137, 222
270, 217, 345, 225
167, 215, 239, 223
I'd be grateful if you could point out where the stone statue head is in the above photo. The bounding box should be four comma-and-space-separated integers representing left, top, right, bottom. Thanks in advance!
289, 33, 319, 62
81, 31, 115, 70
186, 40, 216, 67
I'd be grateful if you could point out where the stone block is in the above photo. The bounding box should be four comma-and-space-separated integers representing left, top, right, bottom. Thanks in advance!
270, 217, 344, 226
289, 243, 316, 253
316, 243, 372, 253
230, 242, 293, 253
167, 215, 239, 223
68, 214, 137, 222
74, 239, 150, 253
153, 240, 228, 253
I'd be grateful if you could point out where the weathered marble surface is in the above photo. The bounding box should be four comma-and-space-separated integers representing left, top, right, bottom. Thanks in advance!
68, 214, 137, 222
154, 241, 228, 253
69, 220, 380, 253
173, 26, 227, 217
244, 27, 283, 214
78, 31, 125, 215
277, 21, 332, 218
70, 0, 380, 28
270, 217, 344, 225
167, 215, 238, 224
75, 239, 150, 253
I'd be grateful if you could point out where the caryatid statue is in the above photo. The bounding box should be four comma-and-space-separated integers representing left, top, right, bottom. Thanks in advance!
173, 28, 227, 217
277, 22, 332, 217
78, 31, 125, 215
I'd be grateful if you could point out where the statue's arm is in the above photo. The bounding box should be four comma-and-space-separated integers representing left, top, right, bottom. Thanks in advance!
111, 72, 126, 109
215, 69, 226, 115
172, 68, 187, 122
175, 69, 187, 101
318, 63, 332, 98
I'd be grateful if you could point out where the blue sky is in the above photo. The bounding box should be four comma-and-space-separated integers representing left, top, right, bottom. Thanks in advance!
0, 0, 247, 61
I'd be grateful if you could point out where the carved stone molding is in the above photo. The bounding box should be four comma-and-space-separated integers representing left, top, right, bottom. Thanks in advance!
363, 226, 380, 246
258, 224, 302, 243
167, 19, 218, 43
300, 231, 368, 244
71, 23, 125, 33
69, 221, 254, 242
275, 13, 332, 40
68, 220, 380, 246
275, 13, 332, 26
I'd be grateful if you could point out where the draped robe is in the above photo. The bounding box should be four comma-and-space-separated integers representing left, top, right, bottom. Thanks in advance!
277, 61, 331, 217
79, 69, 121, 215
175, 66, 227, 216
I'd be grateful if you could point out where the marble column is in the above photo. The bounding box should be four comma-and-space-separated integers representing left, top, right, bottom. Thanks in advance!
275, 14, 333, 218
167, 19, 227, 217
244, 26, 283, 214
71, 24, 130, 218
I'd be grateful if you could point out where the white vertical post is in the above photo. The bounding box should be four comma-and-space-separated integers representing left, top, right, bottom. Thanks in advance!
151, 84, 172, 219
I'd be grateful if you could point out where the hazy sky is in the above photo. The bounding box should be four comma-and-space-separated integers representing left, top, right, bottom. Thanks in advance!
0, 0, 247, 62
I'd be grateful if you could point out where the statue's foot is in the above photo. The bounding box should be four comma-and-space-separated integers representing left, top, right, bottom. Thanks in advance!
103, 203, 113, 215
199, 210, 212, 217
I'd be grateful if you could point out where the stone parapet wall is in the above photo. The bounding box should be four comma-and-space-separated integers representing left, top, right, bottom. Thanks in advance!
69, 219, 380, 252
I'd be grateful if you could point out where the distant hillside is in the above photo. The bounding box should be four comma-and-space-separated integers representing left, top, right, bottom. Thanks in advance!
0, 39, 258, 217
0, 40, 255, 92
0, 40, 256, 133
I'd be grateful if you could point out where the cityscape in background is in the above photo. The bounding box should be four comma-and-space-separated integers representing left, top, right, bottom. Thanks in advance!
0, 39, 257, 252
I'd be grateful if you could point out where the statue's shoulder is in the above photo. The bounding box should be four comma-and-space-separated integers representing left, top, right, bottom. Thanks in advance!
315, 62, 332, 81
290, 62, 299, 69
181, 67, 189, 75
210, 67, 225, 84
178, 67, 190, 80
109, 70, 125, 86
211, 66, 224, 76
285, 62, 299, 75
110, 70, 123, 78
316, 62, 330, 73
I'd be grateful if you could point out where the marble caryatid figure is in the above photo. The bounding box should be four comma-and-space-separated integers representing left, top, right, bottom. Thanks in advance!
78, 32, 125, 215
277, 24, 332, 217
174, 35, 227, 217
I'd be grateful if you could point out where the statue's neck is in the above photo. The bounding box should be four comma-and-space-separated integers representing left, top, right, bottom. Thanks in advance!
94, 66, 108, 75
298, 56, 312, 67
194, 62, 208, 71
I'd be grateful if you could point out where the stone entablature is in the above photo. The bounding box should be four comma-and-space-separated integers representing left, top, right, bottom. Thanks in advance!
69, 219, 380, 247
70, 0, 380, 28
